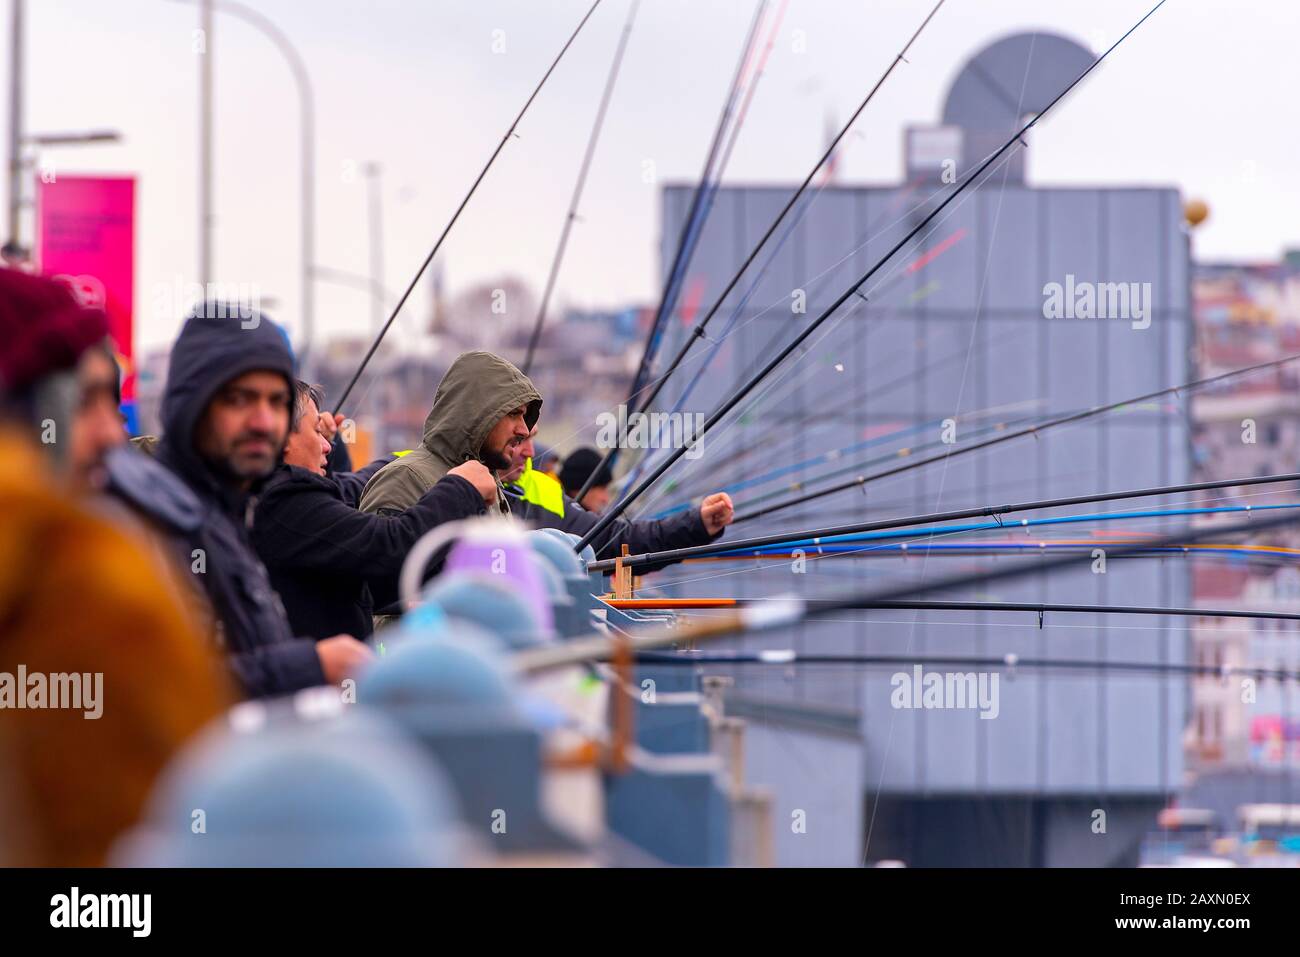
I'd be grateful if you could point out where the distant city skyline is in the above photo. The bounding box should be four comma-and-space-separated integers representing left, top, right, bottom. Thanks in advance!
11, 0, 1300, 354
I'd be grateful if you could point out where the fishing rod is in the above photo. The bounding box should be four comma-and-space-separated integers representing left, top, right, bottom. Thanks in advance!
732, 350, 1300, 523
694, 541, 1300, 563
621, 222, 981, 501
809, 506, 1297, 620
621, 0, 789, 409
523, 504, 1300, 674
714, 501, 1300, 554
632, 650, 1300, 682
333, 0, 602, 416
603, 599, 1300, 626
576, 0, 949, 503
627, 173, 1000, 502
653, 467, 1084, 525
617, 75, 959, 499
644, 216, 968, 473
522, 0, 641, 374
654, 396, 1048, 517
622, 0, 769, 413
587, 469, 1300, 572
574, 0, 1169, 552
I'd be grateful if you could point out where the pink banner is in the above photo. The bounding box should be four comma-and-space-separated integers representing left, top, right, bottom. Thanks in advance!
36, 175, 136, 401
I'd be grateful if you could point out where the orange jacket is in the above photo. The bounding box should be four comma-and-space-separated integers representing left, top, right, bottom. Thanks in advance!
0, 430, 231, 865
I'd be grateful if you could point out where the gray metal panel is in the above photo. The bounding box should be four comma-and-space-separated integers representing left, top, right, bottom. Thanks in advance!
981, 189, 1043, 311
742, 717, 864, 867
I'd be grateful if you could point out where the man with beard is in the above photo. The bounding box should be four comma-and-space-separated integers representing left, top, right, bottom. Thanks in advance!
359, 350, 733, 569
359, 350, 541, 517
106, 304, 371, 697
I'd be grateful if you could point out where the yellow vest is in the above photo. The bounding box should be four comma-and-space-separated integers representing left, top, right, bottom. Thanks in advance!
514, 458, 566, 517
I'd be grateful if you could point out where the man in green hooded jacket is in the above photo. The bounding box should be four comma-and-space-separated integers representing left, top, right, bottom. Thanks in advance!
359, 351, 733, 566
359, 350, 542, 517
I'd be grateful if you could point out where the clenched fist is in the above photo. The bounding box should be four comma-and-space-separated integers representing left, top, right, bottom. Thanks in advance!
318, 410, 345, 443
700, 492, 734, 536
316, 634, 374, 685
448, 460, 499, 506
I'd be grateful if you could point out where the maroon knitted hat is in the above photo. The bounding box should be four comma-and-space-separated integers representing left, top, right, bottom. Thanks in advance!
0, 267, 109, 395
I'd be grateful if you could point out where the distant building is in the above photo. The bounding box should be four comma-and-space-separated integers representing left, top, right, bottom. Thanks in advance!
1190, 256, 1300, 771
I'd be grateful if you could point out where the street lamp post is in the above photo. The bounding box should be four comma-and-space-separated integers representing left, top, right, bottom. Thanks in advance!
362, 162, 384, 341
175, 0, 315, 370
5, 0, 23, 257
199, 0, 212, 288
9, 130, 124, 259
23, 130, 121, 147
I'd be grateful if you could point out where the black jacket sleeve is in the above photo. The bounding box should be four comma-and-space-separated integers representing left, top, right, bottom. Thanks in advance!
504, 488, 722, 572
332, 456, 397, 508
568, 502, 720, 569
256, 473, 486, 578
228, 639, 326, 698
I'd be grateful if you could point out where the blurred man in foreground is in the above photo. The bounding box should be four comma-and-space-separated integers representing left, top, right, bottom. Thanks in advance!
0, 269, 230, 865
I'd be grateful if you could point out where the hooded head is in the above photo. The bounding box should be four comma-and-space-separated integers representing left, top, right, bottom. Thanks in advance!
159, 303, 295, 497
421, 351, 541, 470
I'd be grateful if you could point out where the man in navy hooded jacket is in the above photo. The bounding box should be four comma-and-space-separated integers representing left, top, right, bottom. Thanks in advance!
106, 303, 370, 697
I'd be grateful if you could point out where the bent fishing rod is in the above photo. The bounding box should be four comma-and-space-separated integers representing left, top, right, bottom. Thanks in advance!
586, 468, 1300, 572
522, 0, 641, 373
334, 0, 602, 416
524, 490, 1291, 674
574, 0, 1170, 552
575, 0, 948, 502
732, 351, 1300, 523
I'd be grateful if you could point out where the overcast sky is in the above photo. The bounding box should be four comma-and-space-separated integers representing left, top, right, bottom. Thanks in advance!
12, 0, 1300, 351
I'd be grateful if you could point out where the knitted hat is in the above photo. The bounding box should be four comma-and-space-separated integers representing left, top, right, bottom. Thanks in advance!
0, 268, 109, 397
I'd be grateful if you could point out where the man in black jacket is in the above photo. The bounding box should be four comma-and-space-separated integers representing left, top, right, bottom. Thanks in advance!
251, 381, 498, 639
105, 303, 370, 698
